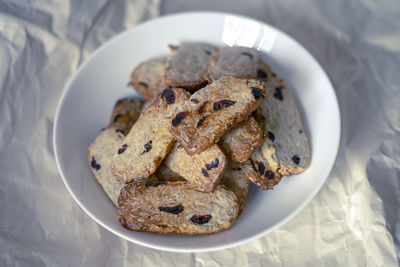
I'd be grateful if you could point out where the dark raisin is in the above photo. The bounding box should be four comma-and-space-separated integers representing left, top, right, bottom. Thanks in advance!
213, 99, 235, 111
172, 112, 187, 126
145, 181, 166, 187
90, 157, 101, 170
258, 162, 266, 175
265, 170, 275, 180
198, 101, 208, 114
197, 116, 208, 127
299, 130, 303, 134
113, 114, 122, 122
204, 50, 212, 55
118, 144, 128, 154
273, 87, 283, 101
201, 168, 209, 177
241, 52, 253, 59
190, 98, 200, 104
272, 73, 276, 78
249, 158, 257, 172
115, 129, 126, 135
139, 81, 148, 88
292, 155, 301, 165
143, 141, 152, 153
267, 131, 275, 142
257, 68, 267, 78
251, 87, 264, 100
159, 205, 184, 214
161, 88, 175, 105
191, 214, 212, 224
205, 158, 219, 170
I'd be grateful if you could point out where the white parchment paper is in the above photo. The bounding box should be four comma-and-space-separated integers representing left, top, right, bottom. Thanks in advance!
1, 0, 399, 266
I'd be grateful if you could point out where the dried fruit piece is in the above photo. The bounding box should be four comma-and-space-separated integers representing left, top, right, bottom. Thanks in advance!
117, 144, 128, 154
205, 158, 219, 170
198, 101, 208, 114
91, 157, 101, 170
159, 205, 184, 214
161, 88, 175, 105
191, 214, 212, 225
292, 155, 301, 165
196, 116, 208, 127
172, 112, 188, 126
273, 87, 283, 101
251, 87, 264, 100
143, 141, 152, 154
201, 168, 209, 177
213, 99, 235, 111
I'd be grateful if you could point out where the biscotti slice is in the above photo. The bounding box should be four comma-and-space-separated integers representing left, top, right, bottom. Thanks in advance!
111, 88, 190, 183
88, 128, 127, 205
219, 116, 263, 163
169, 76, 265, 155
118, 182, 239, 234
165, 42, 216, 90
108, 98, 143, 135
220, 161, 250, 216
164, 143, 227, 192
241, 61, 310, 190
129, 58, 167, 101
208, 47, 258, 81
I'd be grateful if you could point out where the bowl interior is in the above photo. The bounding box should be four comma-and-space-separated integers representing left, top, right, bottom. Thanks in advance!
54, 12, 340, 252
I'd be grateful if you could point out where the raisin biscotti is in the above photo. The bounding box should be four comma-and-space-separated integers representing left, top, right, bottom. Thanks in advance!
111, 88, 190, 183
241, 61, 310, 190
118, 182, 239, 234
169, 76, 265, 155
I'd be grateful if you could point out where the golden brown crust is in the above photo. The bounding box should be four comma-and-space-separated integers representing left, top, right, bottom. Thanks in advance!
165, 42, 216, 90
169, 77, 265, 155
108, 98, 143, 135
164, 143, 227, 192
111, 88, 190, 183
129, 59, 167, 101
117, 182, 239, 234
219, 116, 263, 163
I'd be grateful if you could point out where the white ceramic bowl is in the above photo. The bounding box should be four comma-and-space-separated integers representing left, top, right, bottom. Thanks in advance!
54, 12, 340, 252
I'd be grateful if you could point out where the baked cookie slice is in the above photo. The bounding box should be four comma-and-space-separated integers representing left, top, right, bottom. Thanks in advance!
241, 61, 310, 190
118, 182, 239, 234
165, 42, 216, 90
88, 128, 127, 205
208, 47, 258, 81
111, 88, 190, 183
108, 98, 143, 135
169, 76, 265, 155
164, 143, 227, 192
219, 116, 263, 163
129, 58, 167, 101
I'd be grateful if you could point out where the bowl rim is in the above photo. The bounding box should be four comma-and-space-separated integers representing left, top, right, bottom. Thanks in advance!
53, 11, 341, 253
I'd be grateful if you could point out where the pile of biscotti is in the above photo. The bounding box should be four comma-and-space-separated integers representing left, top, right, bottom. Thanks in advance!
88, 42, 310, 235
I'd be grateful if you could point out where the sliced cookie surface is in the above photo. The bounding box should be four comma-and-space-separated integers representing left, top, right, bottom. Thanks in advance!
111, 88, 190, 183
219, 116, 263, 163
88, 128, 126, 205
164, 143, 227, 192
208, 47, 258, 81
129, 58, 167, 101
165, 42, 216, 90
108, 98, 143, 135
169, 76, 265, 155
118, 182, 239, 234
242, 61, 310, 190
220, 161, 250, 216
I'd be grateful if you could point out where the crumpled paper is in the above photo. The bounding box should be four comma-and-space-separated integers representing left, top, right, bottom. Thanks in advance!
0, 0, 399, 266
